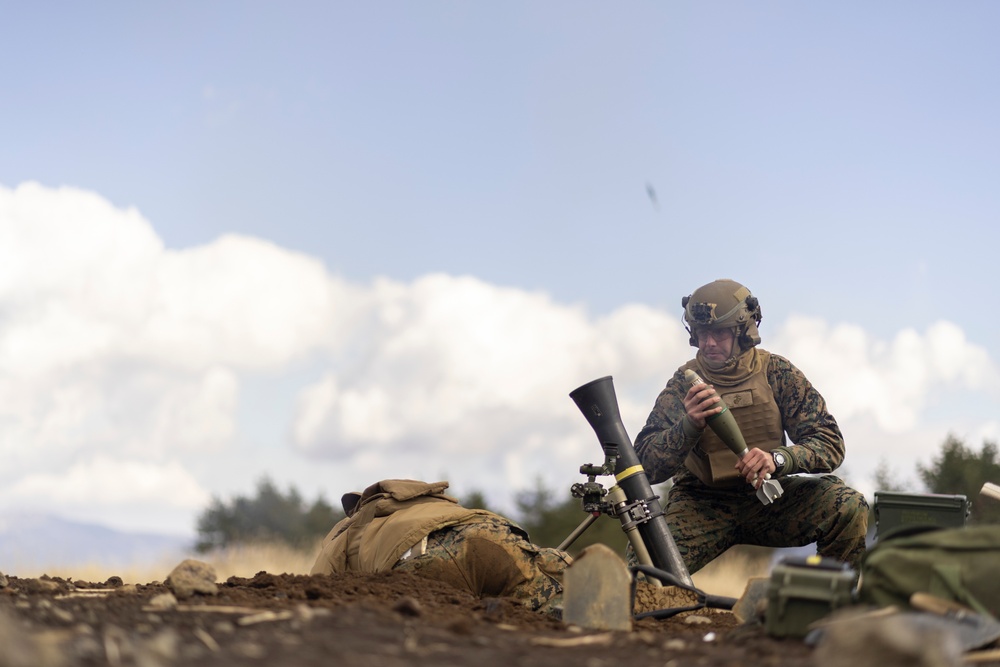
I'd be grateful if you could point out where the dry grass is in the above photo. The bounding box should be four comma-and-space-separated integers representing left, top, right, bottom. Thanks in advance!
7, 541, 322, 585
199, 541, 322, 580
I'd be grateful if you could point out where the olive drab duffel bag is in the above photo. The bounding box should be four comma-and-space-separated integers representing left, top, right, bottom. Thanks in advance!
859, 524, 1000, 618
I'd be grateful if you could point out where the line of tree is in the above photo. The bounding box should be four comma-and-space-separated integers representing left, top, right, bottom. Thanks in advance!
195, 478, 345, 553
195, 434, 1000, 553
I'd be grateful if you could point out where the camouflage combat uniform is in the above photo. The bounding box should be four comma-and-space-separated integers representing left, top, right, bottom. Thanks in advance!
634, 351, 869, 573
310, 479, 571, 612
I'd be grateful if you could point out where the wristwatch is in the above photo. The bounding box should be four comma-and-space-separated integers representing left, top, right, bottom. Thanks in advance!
771, 450, 787, 474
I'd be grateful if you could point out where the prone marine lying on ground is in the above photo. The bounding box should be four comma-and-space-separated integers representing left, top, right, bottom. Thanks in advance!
309, 479, 573, 613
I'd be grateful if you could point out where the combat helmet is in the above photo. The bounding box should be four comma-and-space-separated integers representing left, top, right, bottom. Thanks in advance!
682, 279, 762, 349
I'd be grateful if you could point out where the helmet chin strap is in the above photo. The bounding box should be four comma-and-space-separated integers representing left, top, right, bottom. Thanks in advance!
732, 336, 747, 358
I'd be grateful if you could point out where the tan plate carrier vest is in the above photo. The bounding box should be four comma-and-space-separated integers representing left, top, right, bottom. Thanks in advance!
681, 352, 785, 488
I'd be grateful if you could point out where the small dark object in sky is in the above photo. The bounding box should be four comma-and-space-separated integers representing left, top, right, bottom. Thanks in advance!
646, 182, 659, 210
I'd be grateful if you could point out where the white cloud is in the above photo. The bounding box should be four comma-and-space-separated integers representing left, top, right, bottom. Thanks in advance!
0, 182, 351, 378
289, 274, 691, 503
293, 301, 1000, 508
768, 316, 999, 433
7, 457, 211, 508
145, 234, 353, 371
0, 183, 356, 468
1, 181, 998, 538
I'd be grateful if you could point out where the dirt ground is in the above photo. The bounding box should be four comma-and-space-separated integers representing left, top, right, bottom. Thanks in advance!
0, 567, 823, 667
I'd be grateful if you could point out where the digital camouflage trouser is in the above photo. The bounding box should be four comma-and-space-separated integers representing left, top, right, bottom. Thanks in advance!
649, 474, 869, 574
392, 515, 573, 612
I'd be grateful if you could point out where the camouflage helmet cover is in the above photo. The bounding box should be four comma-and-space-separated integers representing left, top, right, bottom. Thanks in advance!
681, 279, 762, 348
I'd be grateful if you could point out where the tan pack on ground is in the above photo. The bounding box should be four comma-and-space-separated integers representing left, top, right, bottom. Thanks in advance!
310, 479, 494, 575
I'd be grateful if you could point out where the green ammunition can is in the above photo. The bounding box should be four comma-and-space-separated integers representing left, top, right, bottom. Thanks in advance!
873, 492, 969, 541
764, 556, 857, 639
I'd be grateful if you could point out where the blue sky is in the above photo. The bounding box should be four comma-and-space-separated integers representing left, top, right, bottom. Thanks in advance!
2, 2, 999, 552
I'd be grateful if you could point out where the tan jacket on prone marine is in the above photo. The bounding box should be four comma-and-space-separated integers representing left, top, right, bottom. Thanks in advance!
310, 479, 503, 575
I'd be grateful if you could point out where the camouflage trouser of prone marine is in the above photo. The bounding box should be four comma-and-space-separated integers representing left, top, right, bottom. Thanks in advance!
392, 515, 572, 613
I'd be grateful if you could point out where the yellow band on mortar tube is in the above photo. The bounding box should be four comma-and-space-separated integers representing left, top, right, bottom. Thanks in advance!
615, 465, 646, 482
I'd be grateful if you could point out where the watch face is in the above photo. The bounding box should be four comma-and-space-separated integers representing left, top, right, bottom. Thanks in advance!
773, 452, 785, 466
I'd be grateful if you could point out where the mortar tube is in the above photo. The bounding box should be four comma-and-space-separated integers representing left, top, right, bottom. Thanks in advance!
570, 376, 694, 588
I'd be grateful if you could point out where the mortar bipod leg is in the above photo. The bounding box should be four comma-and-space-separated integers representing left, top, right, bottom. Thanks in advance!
607, 485, 662, 588
557, 512, 601, 552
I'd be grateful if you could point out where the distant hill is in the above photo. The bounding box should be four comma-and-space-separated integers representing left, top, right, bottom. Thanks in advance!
0, 512, 193, 575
